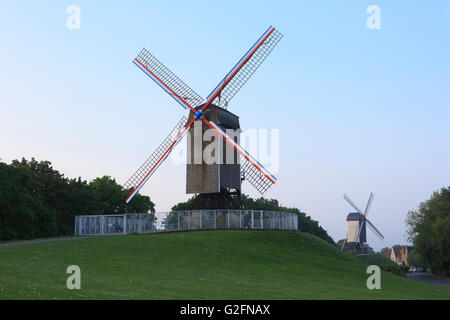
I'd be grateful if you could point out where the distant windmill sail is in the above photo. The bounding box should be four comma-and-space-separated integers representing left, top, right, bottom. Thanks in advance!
343, 193, 384, 245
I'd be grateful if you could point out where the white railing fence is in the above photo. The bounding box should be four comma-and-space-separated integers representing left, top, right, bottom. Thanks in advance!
75, 210, 298, 236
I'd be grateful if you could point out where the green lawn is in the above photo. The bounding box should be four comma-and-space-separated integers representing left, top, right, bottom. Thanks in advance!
0, 230, 449, 299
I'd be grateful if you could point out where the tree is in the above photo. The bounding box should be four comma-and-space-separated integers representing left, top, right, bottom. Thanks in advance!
171, 195, 196, 211
10, 158, 98, 235
407, 249, 427, 270
1, 158, 156, 240
125, 189, 156, 214
0, 162, 57, 240
90, 176, 155, 214
365, 244, 375, 254
337, 239, 345, 248
90, 176, 127, 214
406, 187, 450, 277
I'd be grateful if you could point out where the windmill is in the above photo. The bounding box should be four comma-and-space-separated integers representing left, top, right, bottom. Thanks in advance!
123, 26, 283, 209
341, 193, 384, 254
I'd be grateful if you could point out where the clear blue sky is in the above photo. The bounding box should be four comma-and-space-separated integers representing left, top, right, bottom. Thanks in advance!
1, 1, 449, 250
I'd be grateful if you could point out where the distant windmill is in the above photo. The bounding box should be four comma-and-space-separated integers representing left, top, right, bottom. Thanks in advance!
341, 193, 384, 254
122, 26, 283, 209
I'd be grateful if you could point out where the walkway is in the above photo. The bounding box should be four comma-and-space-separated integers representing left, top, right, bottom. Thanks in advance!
407, 272, 450, 287
0, 237, 82, 247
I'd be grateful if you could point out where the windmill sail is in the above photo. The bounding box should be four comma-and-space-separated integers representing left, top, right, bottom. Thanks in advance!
240, 156, 275, 194
204, 119, 277, 193
363, 192, 375, 216
134, 48, 204, 110
124, 116, 188, 203
356, 192, 374, 243
206, 27, 283, 109
343, 193, 364, 215
365, 218, 384, 240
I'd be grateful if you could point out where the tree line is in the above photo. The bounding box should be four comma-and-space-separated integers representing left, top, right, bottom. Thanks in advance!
1, 157, 335, 246
406, 187, 450, 277
0, 158, 155, 241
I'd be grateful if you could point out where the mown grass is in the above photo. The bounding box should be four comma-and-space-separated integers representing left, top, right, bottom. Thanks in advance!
0, 230, 449, 299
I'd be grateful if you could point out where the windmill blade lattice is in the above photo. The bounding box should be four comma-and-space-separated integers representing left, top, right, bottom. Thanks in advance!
204, 119, 277, 194
365, 218, 385, 240
356, 192, 374, 243
134, 48, 204, 109
343, 193, 364, 215
241, 157, 274, 194
209, 28, 283, 108
363, 192, 374, 217
123, 116, 187, 202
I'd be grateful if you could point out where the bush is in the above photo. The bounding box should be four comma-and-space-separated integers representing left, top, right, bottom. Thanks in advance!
381, 264, 409, 277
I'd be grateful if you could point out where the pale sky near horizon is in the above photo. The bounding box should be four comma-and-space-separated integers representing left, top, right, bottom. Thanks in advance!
0, 1, 449, 250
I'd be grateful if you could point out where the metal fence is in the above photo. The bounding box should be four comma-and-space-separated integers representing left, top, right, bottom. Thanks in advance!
74, 210, 298, 236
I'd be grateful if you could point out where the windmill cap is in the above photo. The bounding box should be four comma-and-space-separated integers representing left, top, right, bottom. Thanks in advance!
187, 104, 240, 129
346, 212, 364, 221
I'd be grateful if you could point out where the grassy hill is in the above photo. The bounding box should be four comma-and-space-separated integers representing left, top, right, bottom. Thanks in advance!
0, 230, 449, 299
357, 253, 397, 266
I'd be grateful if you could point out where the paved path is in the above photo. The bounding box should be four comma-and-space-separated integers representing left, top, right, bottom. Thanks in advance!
0, 237, 82, 247
407, 272, 450, 287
